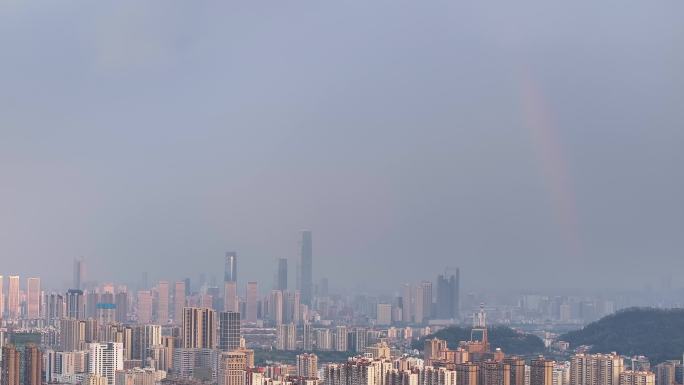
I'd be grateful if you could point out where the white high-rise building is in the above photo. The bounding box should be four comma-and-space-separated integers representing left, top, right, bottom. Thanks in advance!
88, 342, 124, 385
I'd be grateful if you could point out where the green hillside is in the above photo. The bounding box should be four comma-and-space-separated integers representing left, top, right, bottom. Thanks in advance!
413, 326, 545, 355
559, 307, 684, 364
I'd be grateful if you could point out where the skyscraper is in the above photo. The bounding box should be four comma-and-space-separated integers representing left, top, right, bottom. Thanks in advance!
23, 344, 42, 385
156, 281, 169, 324
136, 291, 153, 324
299, 230, 313, 306
74, 257, 86, 290
67, 289, 85, 319
224, 281, 238, 312
182, 307, 216, 349
436, 269, 460, 320
174, 281, 186, 325
8, 276, 20, 319
225, 252, 237, 283
421, 281, 433, 319
296, 353, 318, 378
1, 345, 20, 385
245, 282, 258, 323
276, 258, 288, 291
219, 311, 241, 351
531, 357, 555, 385
26, 278, 41, 319
0, 276, 4, 320
88, 342, 124, 385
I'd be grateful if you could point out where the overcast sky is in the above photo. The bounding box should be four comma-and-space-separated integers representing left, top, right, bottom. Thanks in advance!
1, 1, 682, 292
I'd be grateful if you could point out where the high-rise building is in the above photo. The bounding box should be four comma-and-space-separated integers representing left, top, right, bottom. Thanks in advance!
315, 329, 332, 351
270, 290, 283, 325
182, 307, 216, 349
302, 322, 313, 351
570, 353, 624, 385
436, 270, 460, 320
504, 357, 527, 385
157, 281, 169, 324
2, 345, 20, 385
74, 257, 86, 290
219, 311, 241, 352
137, 291, 153, 324
276, 258, 288, 291
456, 363, 479, 385
299, 230, 313, 306
333, 326, 348, 352
174, 281, 186, 325
8, 276, 20, 319
115, 291, 128, 323
140, 324, 162, 363
26, 277, 41, 319
67, 289, 85, 319
45, 292, 65, 323
479, 360, 510, 385
376, 304, 392, 326
531, 357, 555, 385
23, 343, 42, 385
297, 353, 318, 378
225, 252, 238, 283
224, 281, 238, 312
218, 351, 246, 385
245, 282, 258, 323
276, 323, 296, 351
421, 281, 433, 319
61, 318, 86, 351
88, 342, 124, 385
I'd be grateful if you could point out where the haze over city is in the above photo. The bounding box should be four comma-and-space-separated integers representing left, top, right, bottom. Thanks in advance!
1, 1, 683, 292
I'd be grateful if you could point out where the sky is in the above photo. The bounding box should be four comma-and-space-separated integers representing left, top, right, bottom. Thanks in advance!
0, 1, 683, 292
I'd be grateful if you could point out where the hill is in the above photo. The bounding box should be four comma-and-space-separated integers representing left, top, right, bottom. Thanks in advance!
413, 326, 545, 355
559, 307, 684, 364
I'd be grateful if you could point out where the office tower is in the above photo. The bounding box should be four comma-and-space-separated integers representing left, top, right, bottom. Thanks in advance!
333, 325, 348, 352
23, 344, 42, 385
89, 342, 124, 385
218, 351, 246, 385
297, 353, 318, 378
8, 276, 20, 319
436, 269, 460, 319
67, 289, 85, 319
137, 291, 153, 324
270, 290, 283, 325
26, 278, 41, 319
505, 357, 527, 385
115, 292, 128, 323
219, 311, 241, 352
276, 323, 296, 350
276, 258, 288, 291
74, 257, 86, 290
224, 282, 238, 312
531, 357, 555, 385
174, 282, 186, 325
225, 252, 238, 283
299, 230, 313, 306
376, 304, 392, 326
157, 281, 169, 324
421, 281, 433, 319
2, 345, 20, 385
619, 371, 655, 385
245, 282, 258, 323
0, 276, 3, 320
571, 353, 624, 385
182, 307, 216, 349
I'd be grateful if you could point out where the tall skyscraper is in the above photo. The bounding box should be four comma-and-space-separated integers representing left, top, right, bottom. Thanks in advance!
1, 345, 20, 385
421, 281, 433, 319
219, 311, 241, 351
224, 282, 238, 312
74, 257, 86, 290
136, 291, 153, 324
174, 281, 186, 325
23, 344, 42, 385
299, 230, 313, 306
8, 276, 20, 319
531, 357, 555, 385
276, 258, 288, 291
26, 278, 41, 319
115, 291, 128, 323
225, 252, 237, 283
436, 269, 460, 319
156, 281, 169, 324
67, 289, 85, 319
182, 307, 216, 349
245, 282, 258, 323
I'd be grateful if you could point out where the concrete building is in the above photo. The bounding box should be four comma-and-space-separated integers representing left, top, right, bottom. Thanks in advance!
157, 281, 170, 324
245, 282, 258, 324
219, 311, 241, 351
619, 371, 655, 385
182, 307, 216, 349
26, 278, 41, 319
88, 342, 124, 385
218, 351, 247, 385
531, 357, 555, 385
174, 282, 187, 325
297, 353, 318, 378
